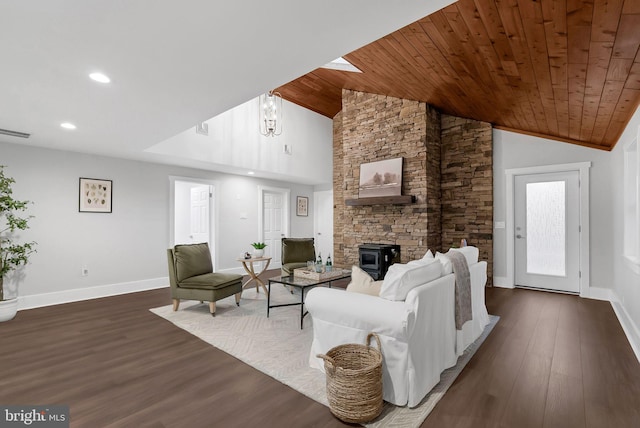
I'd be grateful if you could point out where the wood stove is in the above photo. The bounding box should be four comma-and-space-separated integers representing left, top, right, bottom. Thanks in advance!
358, 243, 401, 280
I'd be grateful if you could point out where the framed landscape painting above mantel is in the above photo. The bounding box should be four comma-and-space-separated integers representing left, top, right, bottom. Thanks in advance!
79, 177, 112, 213
359, 157, 403, 198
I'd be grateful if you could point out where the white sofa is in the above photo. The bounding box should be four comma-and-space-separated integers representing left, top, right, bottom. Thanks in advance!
306, 248, 489, 408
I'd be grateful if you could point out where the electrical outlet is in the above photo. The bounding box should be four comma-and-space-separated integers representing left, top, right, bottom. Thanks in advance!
81, 268, 89, 276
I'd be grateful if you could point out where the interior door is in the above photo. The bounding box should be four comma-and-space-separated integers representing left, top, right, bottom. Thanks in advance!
263, 191, 284, 268
314, 190, 334, 260
514, 171, 580, 293
190, 185, 210, 244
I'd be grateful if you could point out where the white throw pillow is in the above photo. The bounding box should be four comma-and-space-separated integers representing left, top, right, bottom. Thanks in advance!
406, 249, 434, 267
346, 266, 383, 296
435, 251, 453, 275
379, 258, 442, 301
422, 249, 434, 260
450, 246, 479, 266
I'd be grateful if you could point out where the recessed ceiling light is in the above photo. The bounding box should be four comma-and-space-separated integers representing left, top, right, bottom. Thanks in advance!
248, 171, 255, 175
89, 72, 111, 83
60, 122, 77, 130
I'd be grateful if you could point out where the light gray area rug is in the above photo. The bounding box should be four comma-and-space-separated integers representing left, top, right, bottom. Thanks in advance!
150, 285, 498, 427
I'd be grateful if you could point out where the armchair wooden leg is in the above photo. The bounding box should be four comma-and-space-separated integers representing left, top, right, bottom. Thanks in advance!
172, 299, 180, 311
235, 292, 241, 306
209, 301, 216, 316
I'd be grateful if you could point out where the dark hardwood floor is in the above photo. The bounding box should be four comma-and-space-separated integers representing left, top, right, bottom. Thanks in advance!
1, 271, 639, 428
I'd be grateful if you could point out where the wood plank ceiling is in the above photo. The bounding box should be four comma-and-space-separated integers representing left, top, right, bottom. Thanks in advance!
275, 0, 640, 150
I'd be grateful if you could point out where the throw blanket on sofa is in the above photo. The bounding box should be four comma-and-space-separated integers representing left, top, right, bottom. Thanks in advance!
446, 251, 472, 330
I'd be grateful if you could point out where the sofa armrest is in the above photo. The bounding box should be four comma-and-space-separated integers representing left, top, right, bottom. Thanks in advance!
306, 287, 414, 338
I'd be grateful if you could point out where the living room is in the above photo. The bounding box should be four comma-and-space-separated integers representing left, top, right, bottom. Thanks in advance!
1, 1, 640, 426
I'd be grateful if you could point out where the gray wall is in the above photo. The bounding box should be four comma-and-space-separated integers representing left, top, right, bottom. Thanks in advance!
492, 129, 614, 289
0, 142, 314, 301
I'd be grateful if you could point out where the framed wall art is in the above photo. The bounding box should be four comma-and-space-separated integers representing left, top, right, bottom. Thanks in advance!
358, 157, 403, 198
79, 177, 112, 213
296, 196, 308, 216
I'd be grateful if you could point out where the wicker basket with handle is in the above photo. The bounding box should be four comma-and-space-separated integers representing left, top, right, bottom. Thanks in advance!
317, 332, 383, 423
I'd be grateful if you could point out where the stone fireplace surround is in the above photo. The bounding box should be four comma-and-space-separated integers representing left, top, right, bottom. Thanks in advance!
333, 89, 493, 285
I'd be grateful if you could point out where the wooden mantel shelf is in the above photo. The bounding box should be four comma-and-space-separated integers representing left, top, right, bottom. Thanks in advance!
345, 195, 416, 206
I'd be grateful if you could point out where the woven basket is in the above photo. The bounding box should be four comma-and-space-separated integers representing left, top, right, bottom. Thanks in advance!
317, 332, 383, 423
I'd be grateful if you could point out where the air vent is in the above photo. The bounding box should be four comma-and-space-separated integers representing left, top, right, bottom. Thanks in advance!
0, 128, 30, 138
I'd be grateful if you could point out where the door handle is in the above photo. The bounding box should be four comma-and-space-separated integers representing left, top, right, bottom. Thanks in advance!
516, 234, 526, 239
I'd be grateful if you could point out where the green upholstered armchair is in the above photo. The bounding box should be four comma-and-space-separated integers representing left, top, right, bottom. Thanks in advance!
281, 238, 316, 276
167, 243, 243, 316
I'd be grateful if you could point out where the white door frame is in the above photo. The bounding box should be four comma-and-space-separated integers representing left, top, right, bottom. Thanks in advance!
505, 162, 591, 297
169, 176, 219, 268
257, 185, 290, 256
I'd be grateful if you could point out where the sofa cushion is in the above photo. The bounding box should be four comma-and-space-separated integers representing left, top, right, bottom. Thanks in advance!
174, 243, 213, 282
282, 262, 308, 275
379, 258, 442, 301
179, 272, 242, 290
435, 251, 453, 275
450, 246, 479, 266
346, 266, 383, 296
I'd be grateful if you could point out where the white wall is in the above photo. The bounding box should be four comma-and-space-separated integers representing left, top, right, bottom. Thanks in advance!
146, 97, 334, 185
493, 129, 614, 290
0, 142, 315, 309
610, 105, 640, 355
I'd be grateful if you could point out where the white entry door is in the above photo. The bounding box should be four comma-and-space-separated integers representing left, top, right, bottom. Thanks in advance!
263, 191, 285, 268
514, 171, 580, 293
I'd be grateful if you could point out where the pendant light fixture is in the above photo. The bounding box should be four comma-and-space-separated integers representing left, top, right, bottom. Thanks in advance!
259, 91, 283, 137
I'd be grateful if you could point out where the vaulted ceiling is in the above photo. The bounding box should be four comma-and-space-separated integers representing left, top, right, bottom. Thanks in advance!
276, 0, 640, 151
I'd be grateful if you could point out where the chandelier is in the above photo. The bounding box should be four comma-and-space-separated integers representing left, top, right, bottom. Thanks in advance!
259, 91, 283, 137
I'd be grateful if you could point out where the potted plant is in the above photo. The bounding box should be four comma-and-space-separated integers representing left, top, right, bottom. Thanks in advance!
0, 166, 37, 322
251, 242, 267, 258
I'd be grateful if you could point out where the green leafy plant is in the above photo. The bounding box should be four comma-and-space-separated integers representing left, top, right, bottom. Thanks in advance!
251, 242, 267, 250
0, 166, 37, 301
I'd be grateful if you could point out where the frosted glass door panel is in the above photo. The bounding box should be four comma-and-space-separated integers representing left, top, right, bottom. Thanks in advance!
526, 181, 566, 276
514, 170, 580, 293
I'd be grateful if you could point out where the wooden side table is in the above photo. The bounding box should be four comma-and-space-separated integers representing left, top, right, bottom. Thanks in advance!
238, 256, 272, 297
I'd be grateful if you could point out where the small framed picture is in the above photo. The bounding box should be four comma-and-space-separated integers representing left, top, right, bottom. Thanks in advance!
79, 178, 112, 213
296, 196, 308, 217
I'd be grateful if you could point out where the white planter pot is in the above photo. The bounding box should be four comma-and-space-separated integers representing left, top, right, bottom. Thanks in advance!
0, 298, 18, 322
253, 249, 264, 258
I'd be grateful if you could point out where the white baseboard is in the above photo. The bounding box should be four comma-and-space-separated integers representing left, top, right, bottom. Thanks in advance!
610, 291, 640, 364
219, 266, 248, 276
585, 286, 614, 301
17, 277, 169, 311
492, 277, 512, 288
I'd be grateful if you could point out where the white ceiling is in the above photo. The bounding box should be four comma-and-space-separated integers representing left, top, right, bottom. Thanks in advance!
0, 0, 454, 172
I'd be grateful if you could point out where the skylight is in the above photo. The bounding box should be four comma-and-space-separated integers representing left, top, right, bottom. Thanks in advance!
321, 57, 362, 73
